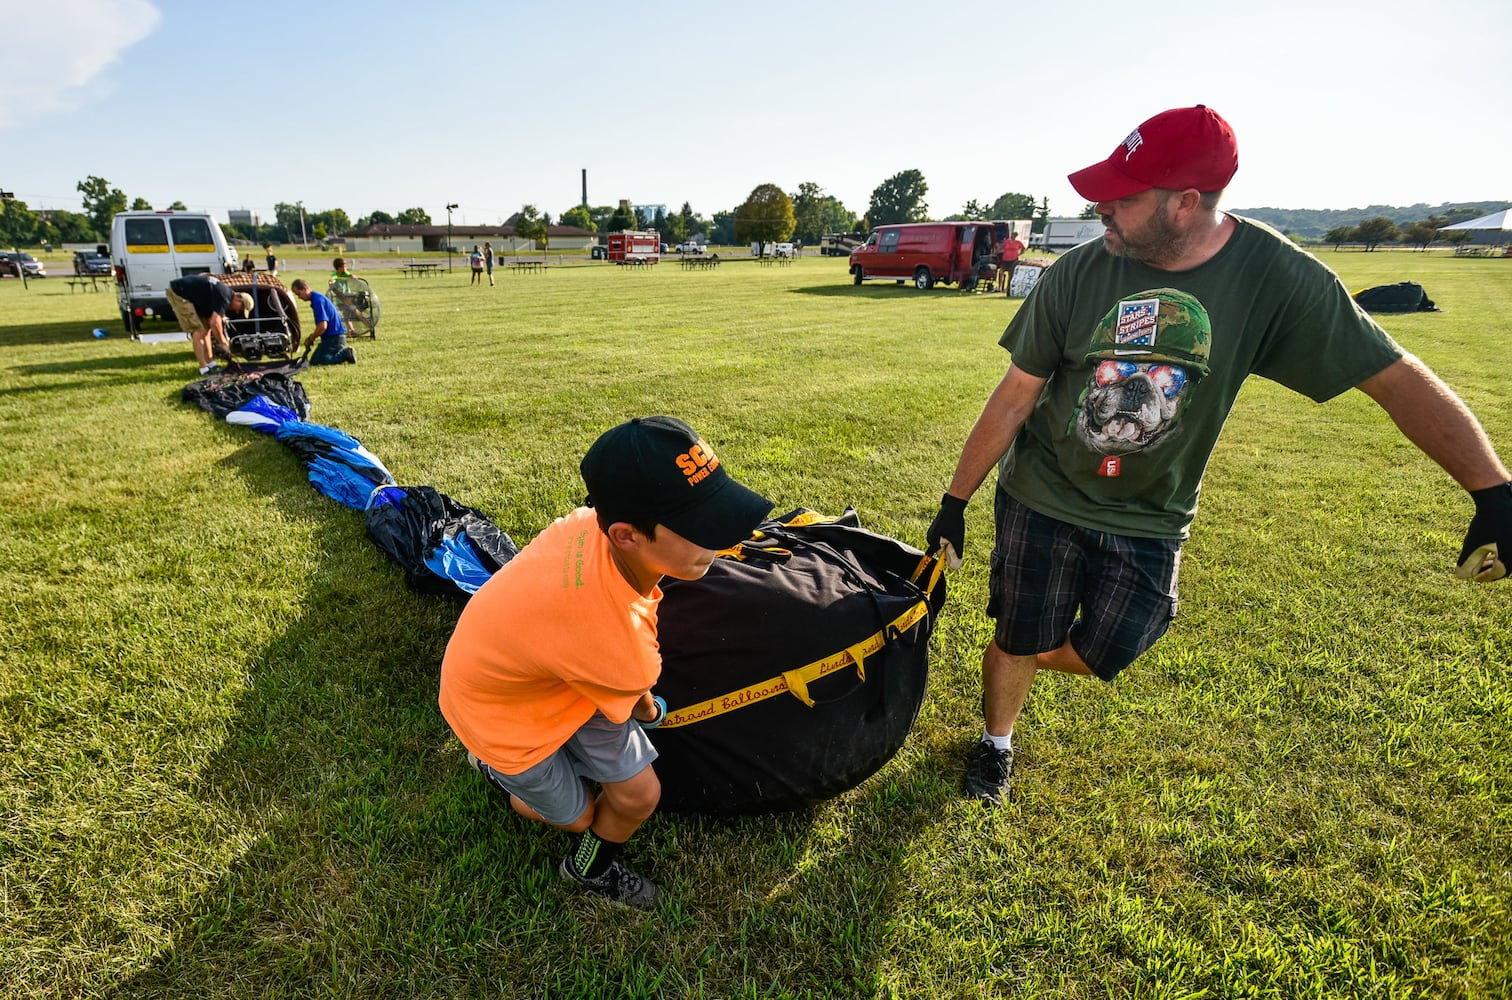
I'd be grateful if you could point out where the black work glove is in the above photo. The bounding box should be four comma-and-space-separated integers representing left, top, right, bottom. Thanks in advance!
927, 493, 968, 568
1457, 481, 1512, 582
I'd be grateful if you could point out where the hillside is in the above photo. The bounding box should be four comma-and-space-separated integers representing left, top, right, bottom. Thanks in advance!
1232, 201, 1510, 240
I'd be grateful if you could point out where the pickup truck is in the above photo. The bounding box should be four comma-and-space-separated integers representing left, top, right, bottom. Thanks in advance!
676, 241, 706, 255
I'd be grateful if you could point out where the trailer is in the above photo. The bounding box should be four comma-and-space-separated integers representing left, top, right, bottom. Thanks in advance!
1029, 219, 1107, 252
818, 232, 865, 256
607, 230, 661, 263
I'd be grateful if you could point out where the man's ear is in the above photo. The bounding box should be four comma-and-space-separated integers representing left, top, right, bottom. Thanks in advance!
1172, 188, 1203, 219
604, 522, 641, 550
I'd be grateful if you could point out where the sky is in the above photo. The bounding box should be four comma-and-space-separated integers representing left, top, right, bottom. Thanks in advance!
5, 0, 1509, 229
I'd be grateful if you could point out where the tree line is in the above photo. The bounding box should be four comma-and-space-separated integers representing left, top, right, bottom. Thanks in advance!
1237, 202, 1508, 240
28, 171, 1486, 253
1319, 214, 1489, 252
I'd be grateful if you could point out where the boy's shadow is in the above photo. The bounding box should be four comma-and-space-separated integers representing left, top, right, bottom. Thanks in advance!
103, 429, 948, 996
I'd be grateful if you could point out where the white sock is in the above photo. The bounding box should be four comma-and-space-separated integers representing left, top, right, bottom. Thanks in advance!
981, 729, 1012, 751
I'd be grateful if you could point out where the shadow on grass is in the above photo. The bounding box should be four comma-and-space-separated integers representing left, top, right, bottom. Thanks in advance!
788, 283, 1001, 299
0, 313, 137, 348
101, 419, 944, 996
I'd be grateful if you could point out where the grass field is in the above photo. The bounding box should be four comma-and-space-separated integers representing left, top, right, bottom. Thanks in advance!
1, 249, 1508, 999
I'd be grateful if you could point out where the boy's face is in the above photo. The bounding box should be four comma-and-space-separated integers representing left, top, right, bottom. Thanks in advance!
634, 523, 719, 582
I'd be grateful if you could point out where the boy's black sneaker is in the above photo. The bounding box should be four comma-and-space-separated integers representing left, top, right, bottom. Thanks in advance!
558, 856, 661, 909
964, 739, 1013, 806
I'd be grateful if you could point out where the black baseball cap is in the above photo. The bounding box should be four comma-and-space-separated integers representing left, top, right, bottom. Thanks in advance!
580, 416, 772, 550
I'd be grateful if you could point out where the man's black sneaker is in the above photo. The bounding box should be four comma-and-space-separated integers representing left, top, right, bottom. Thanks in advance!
964, 739, 1013, 805
558, 856, 661, 909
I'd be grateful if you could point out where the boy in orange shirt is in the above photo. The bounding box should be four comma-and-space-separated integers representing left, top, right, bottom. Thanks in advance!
439, 416, 771, 907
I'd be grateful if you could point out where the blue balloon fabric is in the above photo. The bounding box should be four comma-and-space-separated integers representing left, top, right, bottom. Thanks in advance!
422, 533, 496, 595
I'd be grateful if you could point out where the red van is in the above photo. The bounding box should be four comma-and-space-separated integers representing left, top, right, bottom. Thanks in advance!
848, 222, 996, 290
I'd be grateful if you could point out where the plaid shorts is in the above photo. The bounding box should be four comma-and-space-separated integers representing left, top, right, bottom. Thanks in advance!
988, 490, 1180, 681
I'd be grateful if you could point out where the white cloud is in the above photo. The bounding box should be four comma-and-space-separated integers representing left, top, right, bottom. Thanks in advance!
0, 1, 160, 128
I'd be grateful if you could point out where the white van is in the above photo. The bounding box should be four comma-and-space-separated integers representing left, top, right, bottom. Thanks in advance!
111, 210, 239, 334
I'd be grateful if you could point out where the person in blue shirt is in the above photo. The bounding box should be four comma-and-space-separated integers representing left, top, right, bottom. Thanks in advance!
291, 278, 356, 365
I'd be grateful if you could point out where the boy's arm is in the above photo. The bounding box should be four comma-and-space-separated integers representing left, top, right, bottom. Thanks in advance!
631, 691, 663, 724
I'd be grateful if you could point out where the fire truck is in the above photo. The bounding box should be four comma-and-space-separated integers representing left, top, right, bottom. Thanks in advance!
607, 230, 661, 263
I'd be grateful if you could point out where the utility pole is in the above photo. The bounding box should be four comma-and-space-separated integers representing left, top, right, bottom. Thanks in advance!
446, 203, 458, 272
2, 191, 27, 290
299, 202, 307, 246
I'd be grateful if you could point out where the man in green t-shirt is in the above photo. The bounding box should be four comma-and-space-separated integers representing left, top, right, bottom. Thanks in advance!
926, 105, 1512, 805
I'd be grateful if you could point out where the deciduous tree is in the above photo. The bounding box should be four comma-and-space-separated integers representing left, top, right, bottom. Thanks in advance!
867, 169, 928, 226
560, 205, 595, 231
49, 209, 95, 243
130, 197, 152, 210
1401, 222, 1439, 251
606, 203, 638, 232
168, 200, 187, 211
1324, 225, 1354, 249
77, 176, 127, 239
989, 192, 1036, 221
513, 205, 547, 249
0, 198, 39, 245
710, 209, 737, 246
396, 206, 431, 225
274, 201, 305, 242
1353, 217, 1400, 252
734, 184, 796, 254
789, 183, 855, 242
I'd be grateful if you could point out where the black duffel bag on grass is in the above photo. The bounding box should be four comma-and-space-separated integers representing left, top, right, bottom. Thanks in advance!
648, 508, 946, 814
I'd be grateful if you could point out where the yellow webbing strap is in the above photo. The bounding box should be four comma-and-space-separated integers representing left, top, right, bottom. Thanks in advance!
660, 598, 930, 728
911, 554, 945, 597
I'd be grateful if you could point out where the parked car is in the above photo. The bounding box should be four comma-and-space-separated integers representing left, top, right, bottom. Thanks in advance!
73, 250, 112, 275
0, 251, 46, 277
676, 241, 706, 255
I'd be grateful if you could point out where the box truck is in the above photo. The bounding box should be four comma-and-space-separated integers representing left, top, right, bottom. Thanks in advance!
607, 230, 661, 263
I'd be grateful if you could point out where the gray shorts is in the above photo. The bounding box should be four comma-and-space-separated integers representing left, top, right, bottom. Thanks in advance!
469, 711, 658, 826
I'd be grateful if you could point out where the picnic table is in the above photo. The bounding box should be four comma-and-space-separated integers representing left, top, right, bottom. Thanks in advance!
400, 261, 444, 277
508, 261, 547, 274
66, 275, 110, 292
679, 255, 720, 270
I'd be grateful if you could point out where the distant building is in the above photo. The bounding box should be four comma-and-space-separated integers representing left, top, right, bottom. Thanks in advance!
228, 209, 261, 227
632, 204, 668, 224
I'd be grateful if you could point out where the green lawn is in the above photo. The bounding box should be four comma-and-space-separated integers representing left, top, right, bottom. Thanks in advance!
1, 250, 1508, 999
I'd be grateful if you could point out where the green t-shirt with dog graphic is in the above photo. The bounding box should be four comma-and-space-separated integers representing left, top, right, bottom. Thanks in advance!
997, 215, 1402, 540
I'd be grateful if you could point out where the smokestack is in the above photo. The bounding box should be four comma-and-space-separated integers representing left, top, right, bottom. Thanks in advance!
581, 169, 587, 207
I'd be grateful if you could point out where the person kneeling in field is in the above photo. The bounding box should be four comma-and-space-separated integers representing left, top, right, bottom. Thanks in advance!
290, 278, 355, 365
439, 416, 771, 908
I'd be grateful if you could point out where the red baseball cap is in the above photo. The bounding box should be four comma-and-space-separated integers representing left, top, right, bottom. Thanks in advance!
1068, 105, 1238, 202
